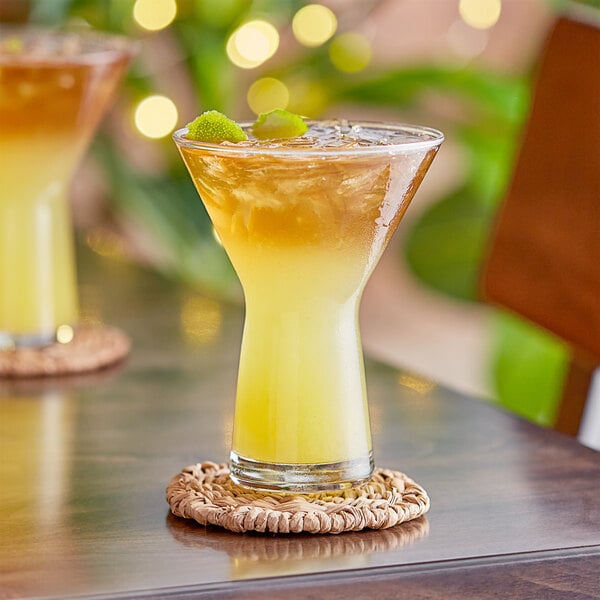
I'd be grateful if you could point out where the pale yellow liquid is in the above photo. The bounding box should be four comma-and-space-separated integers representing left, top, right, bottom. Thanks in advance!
233, 245, 370, 464
180, 139, 436, 465
0, 41, 129, 343
0, 138, 79, 339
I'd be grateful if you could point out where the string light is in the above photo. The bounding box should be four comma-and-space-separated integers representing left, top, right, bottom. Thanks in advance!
292, 4, 337, 47
329, 33, 372, 73
134, 95, 178, 139
247, 77, 290, 115
133, 0, 177, 31
459, 0, 502, 30
226, 20, 279, 69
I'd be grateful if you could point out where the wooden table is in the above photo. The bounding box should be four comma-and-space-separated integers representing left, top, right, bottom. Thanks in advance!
1, 252, 599, 599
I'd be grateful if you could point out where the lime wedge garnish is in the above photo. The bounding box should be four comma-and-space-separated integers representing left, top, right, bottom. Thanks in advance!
252, 109, 308, 140
186, 110, 248, 143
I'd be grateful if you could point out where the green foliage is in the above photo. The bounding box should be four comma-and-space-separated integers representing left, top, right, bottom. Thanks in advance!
175, 22, 236, 113
30, 0, 73, 25
337, 66, 528, 124
92, 137, 240, 299
193, 0, 250, 29
405, 188, 494, 301
399, 73, 525, 301
491, 312, 569, 426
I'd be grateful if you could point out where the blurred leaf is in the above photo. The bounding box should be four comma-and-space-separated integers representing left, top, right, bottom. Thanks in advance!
567, 0, 600, 8
458, 123, 520, 207
92, 138, 240, 299
193, 0, 251, 29
30, 0, 74, 24
404, 188, 494, 301
177, 23, 235, 113
53, 0, 134, 31
402, 73, 526, 301
491, 311, 569, 426
336, 66, 528, 124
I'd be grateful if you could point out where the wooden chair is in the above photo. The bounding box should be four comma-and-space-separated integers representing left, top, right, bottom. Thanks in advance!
480, 14, 600, 437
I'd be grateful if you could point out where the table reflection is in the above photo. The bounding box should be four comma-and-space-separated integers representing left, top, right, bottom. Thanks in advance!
0, 364, 125, 595
167, 513, 429, 579
0, 386, 76, 591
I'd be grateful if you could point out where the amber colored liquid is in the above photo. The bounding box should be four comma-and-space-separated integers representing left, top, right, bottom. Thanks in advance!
0, 50, 129, 343
179, 143, 437, 465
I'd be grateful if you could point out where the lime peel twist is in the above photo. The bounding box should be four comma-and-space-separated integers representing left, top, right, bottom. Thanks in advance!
252, 109, 308, 140
186, 110, 248, 143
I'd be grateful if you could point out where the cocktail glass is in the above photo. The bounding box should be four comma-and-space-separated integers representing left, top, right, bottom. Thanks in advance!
174, 121, 443, 492
0, 26, 133, 349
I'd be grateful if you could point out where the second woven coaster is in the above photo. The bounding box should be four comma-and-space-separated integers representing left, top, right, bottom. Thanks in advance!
0, 325, 130, 378
167, 462, 430, 535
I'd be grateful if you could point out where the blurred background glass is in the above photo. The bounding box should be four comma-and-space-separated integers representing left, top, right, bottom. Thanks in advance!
2, 0, 596, 427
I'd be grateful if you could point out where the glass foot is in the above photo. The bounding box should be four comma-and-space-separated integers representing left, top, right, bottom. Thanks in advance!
0, 330, 56, 350
0, 324, 76, 350
229, 450, 374, 493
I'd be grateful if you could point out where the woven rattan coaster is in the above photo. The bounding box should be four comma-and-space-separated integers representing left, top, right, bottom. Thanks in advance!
167, 461, 430, 535
0, 326, 130, 378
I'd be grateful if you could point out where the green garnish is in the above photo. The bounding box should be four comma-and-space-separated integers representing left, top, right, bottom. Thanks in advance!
186, 110, 248, 143
252, 109, 308, 140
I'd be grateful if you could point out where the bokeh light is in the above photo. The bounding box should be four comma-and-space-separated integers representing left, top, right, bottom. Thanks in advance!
180, 296, 222, 346
329, 33, 372, 73
226, 20, 279, 69
459, 0, 502, 30
398, 374, 436, 395
56, 324, 74, 345
79, 305, 103, 327
85, 227, 126, 260
134, 95, 178, 139
447, 19, 489, 60
286, 77, 328, 117
247, 77, 290, 115
133, 0, 177, 31
195, 0, 244, 28
292, 4, 337, 47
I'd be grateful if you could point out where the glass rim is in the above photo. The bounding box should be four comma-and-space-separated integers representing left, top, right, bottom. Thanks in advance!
0, 24, 138, 65
173, 120, 444, 157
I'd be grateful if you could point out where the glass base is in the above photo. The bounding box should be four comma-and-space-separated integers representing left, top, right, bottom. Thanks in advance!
229, 450, 374, 493
0, 326, 71, 350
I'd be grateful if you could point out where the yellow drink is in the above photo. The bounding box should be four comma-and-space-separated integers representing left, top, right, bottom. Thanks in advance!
176, 121, 443, 490
0, 27, 130, 347
0, 136, 79, 343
